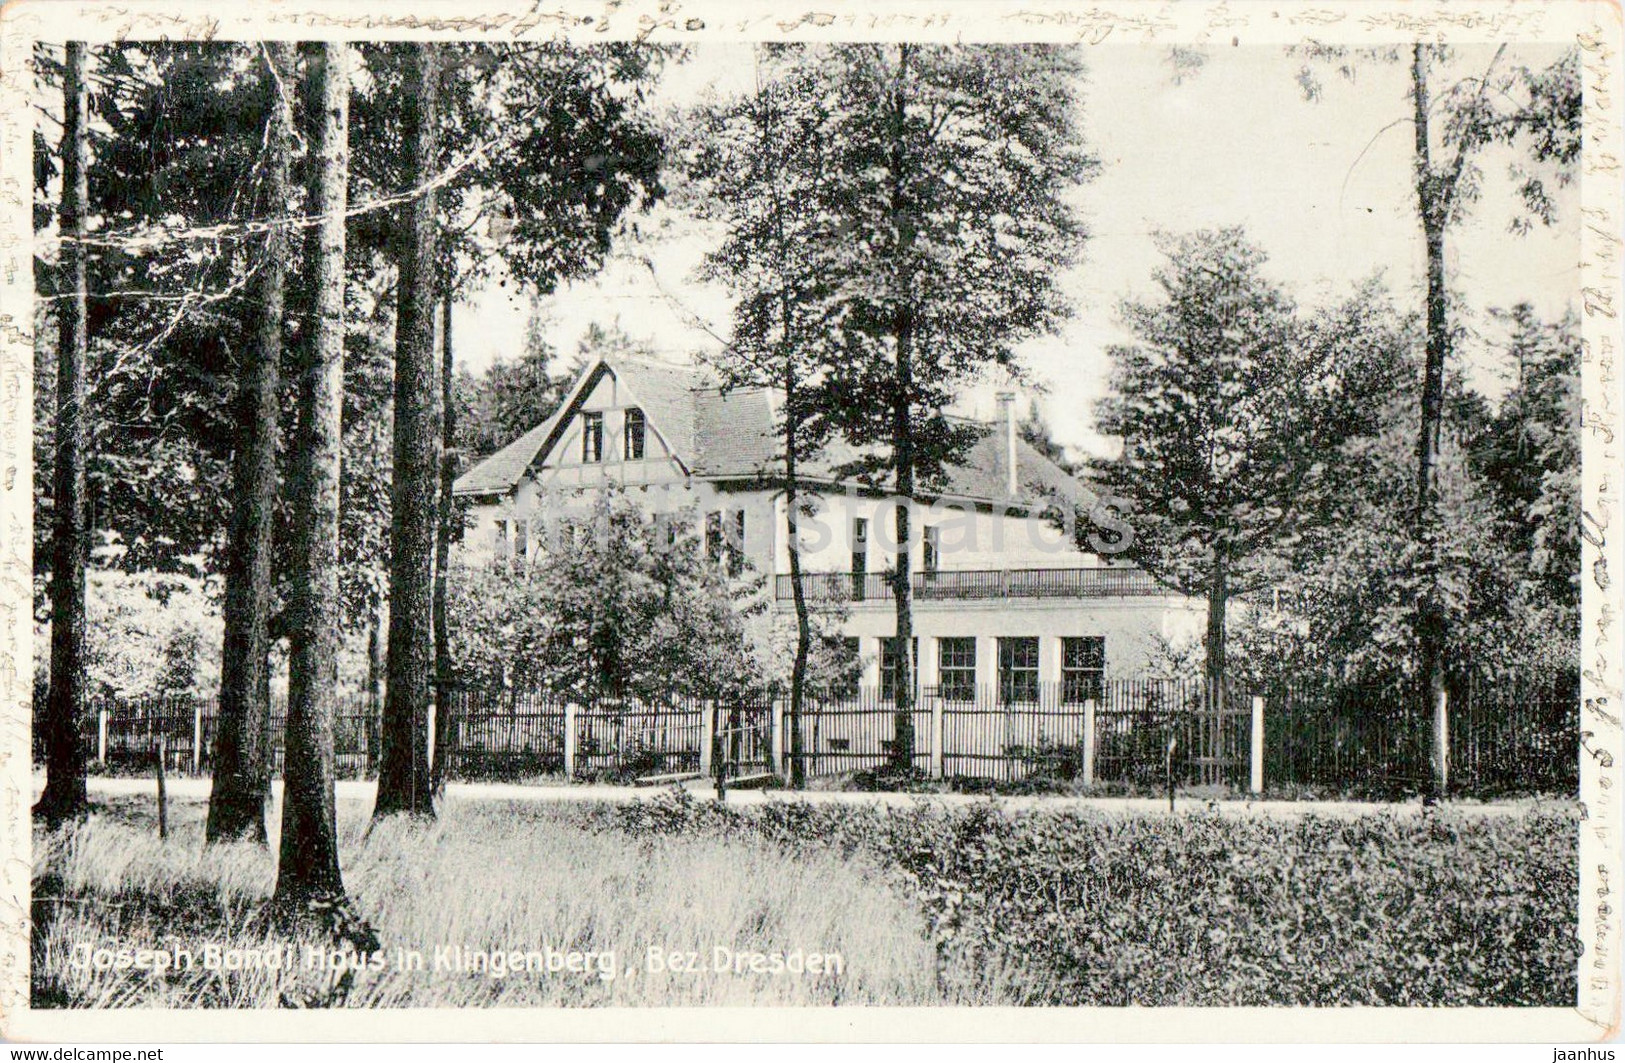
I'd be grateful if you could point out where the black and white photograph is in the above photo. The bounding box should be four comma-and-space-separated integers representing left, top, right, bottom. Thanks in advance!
0, 0, 1620, 1044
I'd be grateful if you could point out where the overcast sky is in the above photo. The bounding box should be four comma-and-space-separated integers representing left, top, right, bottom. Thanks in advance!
457, 42, 1579, 458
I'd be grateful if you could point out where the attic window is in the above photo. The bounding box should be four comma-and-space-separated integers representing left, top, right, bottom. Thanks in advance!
582, 412, 603, 463
624, 408, 645, 461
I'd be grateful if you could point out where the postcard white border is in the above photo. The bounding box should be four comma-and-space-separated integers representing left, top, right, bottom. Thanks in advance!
0, 0, 1619, 1043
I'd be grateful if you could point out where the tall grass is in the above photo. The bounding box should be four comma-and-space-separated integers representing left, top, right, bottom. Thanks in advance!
33, 796, 941, 1007
34, 791, 1581, 1008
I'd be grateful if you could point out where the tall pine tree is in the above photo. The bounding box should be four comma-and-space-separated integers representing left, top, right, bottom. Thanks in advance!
274, 41, 364, 920
207, 42, 294, 844
34, 41, 92, 827
375, 42, 441, 820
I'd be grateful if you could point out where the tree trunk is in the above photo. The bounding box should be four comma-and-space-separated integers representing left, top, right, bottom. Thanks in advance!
1412, 43, 1450, 799
35, 40, 92, 828
1204, 549, 1228, 784
784, 370, 810, 789
890, 319, 917, 771
367, 610, 384, 706
206, 41, 293, 844
274, 40, 353, 907
886, 44, 917, 772
375, 42, 441, 820
366, 605, 383, 773
431, 290, 456, 798
759, 72, 812, 790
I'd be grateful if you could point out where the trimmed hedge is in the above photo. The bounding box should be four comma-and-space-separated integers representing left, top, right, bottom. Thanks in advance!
589, 795, 1579, 1006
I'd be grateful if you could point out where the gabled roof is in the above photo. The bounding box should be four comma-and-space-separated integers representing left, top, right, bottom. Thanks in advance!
453, 354, 1090, 511
617, 357, 703, 459
452, 410, 567, 497
453, 355, 703, 498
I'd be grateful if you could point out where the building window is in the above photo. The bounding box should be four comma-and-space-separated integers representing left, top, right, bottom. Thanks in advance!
726, 509, 746, 575
851, 518, 869, 600
998, 636, 1040, 705
582, 411, 603, 463
880, 637, 916, 702
494, 519, 508, 558
1062, 636, 1106, 704
513, 519, 528, 563
937, 637, 976, 701
704, 509, 745, 575
624, 408, 645, 460
705, 510, 724, 564
834, 637, 861, 699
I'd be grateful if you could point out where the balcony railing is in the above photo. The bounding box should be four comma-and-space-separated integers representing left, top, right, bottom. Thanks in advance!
774, 567, 1170, 603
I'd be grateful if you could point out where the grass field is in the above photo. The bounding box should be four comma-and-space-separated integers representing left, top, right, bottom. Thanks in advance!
33, 794, 942, 1007
32, 789, 1579, 1007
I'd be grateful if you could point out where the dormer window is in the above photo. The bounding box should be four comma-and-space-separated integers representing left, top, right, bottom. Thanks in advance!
624, 408, 645, 461
582, 412, 603, 463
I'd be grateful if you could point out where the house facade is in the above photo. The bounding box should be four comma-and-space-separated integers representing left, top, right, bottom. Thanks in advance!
452, 355, 1202, 697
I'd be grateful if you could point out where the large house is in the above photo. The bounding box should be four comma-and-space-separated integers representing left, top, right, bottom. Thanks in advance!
452, 354, 1201, 698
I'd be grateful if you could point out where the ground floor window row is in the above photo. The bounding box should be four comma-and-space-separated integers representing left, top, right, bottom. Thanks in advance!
865, 635, 1106, 704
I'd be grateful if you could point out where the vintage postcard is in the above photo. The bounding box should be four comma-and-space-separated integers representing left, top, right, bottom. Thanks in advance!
0, 0, 1620, 1045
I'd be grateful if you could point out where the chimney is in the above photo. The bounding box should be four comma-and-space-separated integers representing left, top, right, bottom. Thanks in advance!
996, 391, 1017, 498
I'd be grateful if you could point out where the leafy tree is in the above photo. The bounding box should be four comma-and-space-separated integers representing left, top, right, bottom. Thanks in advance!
452, 295, 567, 459
1231, 369, 1576, 689
347, 43, 666, 304
1294, 41, 1579, 793
34, 568, 221, 706
445, 490, 767, 702
41, 44, 270, 579
31, 42, 399, 694
1475, 306, 1581, 617
761, 44, 1096, 768
35, 40, 92, 827
351, 44, 666, 816
1092, 229, 1404, 694
684, 45, 848, 786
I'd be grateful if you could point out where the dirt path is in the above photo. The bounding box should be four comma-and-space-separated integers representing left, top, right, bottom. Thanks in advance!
57, 773, 1563, 819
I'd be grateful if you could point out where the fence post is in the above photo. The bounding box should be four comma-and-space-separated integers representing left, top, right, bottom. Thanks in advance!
1081, 698, 1097, 787
1433, 685, 1450, 796
1250, 695, 1265, 794
929, 695, 944, 779
191, 700, 203, 775
769, 698, 784, 780
97, 705, 108, 765
563, 701, 578, 782
426, 697, 437, 776
699, 702, 715, 778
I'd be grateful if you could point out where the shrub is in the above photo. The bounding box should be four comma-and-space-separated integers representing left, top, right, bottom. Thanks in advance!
574, 793, 1580, 1006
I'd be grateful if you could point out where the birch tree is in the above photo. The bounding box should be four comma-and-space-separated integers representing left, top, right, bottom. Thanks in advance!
686, 47, 845, 787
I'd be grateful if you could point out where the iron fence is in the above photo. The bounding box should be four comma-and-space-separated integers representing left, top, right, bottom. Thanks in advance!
45, 671, 1578, 796
1262, 672, 1579, 795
